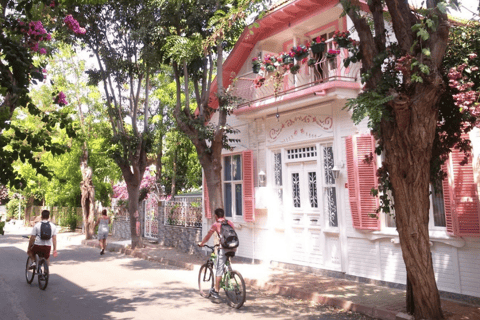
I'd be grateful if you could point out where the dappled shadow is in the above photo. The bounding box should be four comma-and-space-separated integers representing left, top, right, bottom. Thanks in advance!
2, 233, 374, 319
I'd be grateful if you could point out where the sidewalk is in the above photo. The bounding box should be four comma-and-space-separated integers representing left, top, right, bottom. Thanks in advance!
81, 236, 480, 320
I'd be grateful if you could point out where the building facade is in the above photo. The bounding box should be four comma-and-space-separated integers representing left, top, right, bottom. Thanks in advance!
201, 0, 480, 299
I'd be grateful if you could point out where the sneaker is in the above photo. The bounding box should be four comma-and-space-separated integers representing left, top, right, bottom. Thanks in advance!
210, 289, 220, 299
29, 262, 36, 270
100, 249, 104, 255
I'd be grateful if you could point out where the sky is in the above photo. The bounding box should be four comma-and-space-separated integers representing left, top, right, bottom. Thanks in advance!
410, 0, 479, 20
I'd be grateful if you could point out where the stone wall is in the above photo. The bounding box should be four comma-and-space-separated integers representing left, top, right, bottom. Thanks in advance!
156, 202, 203, 255
112, 217, 130, 239
112, 204, 203, 256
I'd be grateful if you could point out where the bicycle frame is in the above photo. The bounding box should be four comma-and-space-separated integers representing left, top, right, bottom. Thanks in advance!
202, 245, 233, 290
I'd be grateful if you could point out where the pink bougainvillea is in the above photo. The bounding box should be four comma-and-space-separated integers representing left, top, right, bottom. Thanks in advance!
17, 19, 52, 54
64, 15, 86, 35
112, 168, 166, 214
55, 92, 68, 106
447, 55, 480, 120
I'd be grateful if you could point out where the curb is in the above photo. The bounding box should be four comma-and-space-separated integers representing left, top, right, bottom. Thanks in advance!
81, 240, 195, 271
244, 279, 400, 320
81, 239, 404, 320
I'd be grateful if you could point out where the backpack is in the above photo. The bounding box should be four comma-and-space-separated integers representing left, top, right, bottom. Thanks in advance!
219, 220, 239, 249
40, 221, 52, 240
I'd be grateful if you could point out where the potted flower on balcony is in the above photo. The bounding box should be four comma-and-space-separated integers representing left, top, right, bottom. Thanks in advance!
333, 30, 352, 48
307, 58, 317, 67
291, 44, 309, 61
310, 36, 326, 54
263, 54, 277, 72
252, 57, 261, 73
281, 52, 295, 66
254, 76, 266, 88
326, 49, 340, 59
290, 64, 301, 74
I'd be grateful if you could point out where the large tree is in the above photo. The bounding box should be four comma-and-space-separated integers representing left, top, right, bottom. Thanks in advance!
341, 1, 479, 318
0, 0, 82, 189
155, 0, 263, 213
70, 0, 161, 248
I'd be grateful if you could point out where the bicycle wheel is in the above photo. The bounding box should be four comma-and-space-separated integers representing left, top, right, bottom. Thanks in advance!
198, 264, 214, 298
25, 256, 35, 284
37, 259, 49, 290
224, 270, 246, 309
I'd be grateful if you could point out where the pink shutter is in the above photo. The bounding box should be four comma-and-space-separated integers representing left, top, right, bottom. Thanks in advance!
242, 150, 255, 222
203, 176, 211, 219
345, 134, 380, 230
346, 136, 361, 228
444, 146, 480, 236
441, 163, 455, 234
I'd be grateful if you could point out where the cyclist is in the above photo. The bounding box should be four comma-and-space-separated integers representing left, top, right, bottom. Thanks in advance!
27, 210, 58, 269
198, 208, 236, 299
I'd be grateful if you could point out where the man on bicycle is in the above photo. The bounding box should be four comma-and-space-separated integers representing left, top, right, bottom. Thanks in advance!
198, 208, 236, 299
28, 209, 58, 268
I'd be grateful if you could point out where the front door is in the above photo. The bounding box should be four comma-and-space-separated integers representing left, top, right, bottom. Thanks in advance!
286, 161, 322, 264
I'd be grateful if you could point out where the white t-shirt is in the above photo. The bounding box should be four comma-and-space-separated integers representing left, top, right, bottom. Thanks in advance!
31, 221, 57, 246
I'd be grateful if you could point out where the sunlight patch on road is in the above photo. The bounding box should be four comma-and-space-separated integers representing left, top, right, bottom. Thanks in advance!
127, 280, 155, 288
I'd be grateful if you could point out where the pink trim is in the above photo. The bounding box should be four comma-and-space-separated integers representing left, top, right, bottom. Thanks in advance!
208, 0, 339, 110
283, 39, 294, 52
234, 81, 361, 115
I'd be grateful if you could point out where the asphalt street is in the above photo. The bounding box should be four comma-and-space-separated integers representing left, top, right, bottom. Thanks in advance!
0, 230, 371, 320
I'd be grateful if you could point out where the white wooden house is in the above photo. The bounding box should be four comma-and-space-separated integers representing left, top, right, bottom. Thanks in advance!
202, 0, 480, 299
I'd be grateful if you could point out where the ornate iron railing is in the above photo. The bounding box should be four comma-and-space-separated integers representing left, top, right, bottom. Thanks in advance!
163, 197, 202, 228
230, 43, 362, 106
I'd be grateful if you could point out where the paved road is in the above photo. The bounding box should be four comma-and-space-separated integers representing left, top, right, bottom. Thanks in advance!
0, 231, 372, 320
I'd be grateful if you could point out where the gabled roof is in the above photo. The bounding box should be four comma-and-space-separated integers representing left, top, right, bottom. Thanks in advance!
209, 0, 342, 109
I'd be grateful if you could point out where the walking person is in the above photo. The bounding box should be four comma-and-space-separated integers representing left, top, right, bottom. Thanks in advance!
95, 209, 111, 255
27, 209, 58, 267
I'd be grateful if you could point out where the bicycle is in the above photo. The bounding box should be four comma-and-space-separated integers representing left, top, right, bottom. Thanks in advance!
23, 236, 49, 290
198, 244, 246, 309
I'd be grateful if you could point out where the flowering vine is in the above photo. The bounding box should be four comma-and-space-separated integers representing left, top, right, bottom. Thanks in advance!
448, 53, 480, 119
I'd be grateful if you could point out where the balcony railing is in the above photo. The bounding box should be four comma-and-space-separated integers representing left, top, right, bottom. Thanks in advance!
230, 47, 362, 106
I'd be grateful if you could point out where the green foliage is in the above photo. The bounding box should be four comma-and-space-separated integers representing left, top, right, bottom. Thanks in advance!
346, 91, 395, 129
6, 197, 26, 220
0, 221, 4, 235
56, 207, 80, 231
0, 0, 78, 188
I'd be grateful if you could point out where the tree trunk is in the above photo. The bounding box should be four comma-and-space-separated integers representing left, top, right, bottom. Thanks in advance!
80, 148, 96, 240
171, 149, 177, 196
24, 196, 34, 225
381, 85, 443, 319
156, 141, 163, 190
200, 153, 223, 215
126, 182, 143, 248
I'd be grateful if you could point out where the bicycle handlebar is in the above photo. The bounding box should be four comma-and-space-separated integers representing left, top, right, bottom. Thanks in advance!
199, 244, 219, 251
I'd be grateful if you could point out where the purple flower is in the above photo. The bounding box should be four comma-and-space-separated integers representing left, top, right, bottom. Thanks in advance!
56, 92, 68, 106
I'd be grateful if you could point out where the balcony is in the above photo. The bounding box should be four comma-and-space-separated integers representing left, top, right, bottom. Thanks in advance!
231, 44, 362, 111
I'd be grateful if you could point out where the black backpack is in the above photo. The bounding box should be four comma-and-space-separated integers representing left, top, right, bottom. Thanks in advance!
219, 220, 239, 249
40, 221, 52, 240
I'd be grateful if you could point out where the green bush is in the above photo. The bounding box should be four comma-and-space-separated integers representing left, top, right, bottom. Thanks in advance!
57, 207, 79, 231
6, 198, 25, 220
0, 221, 4, 235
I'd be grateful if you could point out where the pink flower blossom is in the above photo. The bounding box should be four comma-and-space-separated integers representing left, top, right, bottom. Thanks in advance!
56, 91, 68, 106
39, 48, 47, 55
64, 15, 86, 35
50, 1, 55, 8
468, 53, 477, 60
